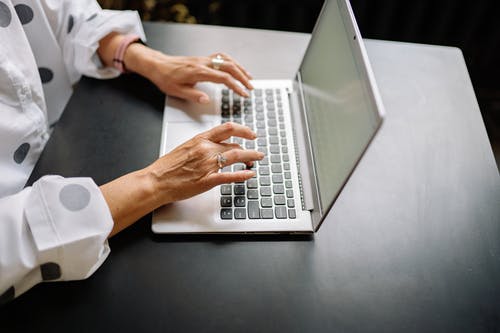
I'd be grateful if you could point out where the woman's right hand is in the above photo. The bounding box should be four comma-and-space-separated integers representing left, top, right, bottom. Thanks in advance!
101, 122, 263, 237
146, 122, 263, 205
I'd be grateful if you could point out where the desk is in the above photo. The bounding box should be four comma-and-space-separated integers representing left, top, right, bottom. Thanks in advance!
3, 23, 500, 332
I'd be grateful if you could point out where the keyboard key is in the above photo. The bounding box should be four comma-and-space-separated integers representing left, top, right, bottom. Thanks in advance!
222, 95, 229, 103
261, 197, 273, 208
267, 105, 275, 111
259, 177, 271, 186
279, 123, 285, 130
281, 138, 287, 145
221, 196, 232, 207
266, 96, 274, 103
273, 185, 285, 194
271, 155, 281, 163
272, 174, 283, 183
258, 147, 268, 155
280, 131, 286, 137
269, 136, 279, 145
271, 164, 282, 173
283, 154, 289, 162
248, 201, 260, 219
233, 137, 243, 144
288, 209, 296, 219
257, 121, 266, 129
269, 128, 278, 136
234, 208, 246, 219
260, 186, 272, 196
221, 208, 233, 219
234, 196, 246, 207
247, 179, 258, 189
285, 180, 293, 188
259, 167, 270, 176
245, 141, 255, 149
261, 209, 274, 219
234, 184, 245, 195
222, 89, 229, 96
265, 89, 273, 95
244, 115, 254, 123
247, 189, 259, 199
259, 157, 269, 166
270, 145, 280, 154
274, 195, 286, 205
275, 206, 287, 219
257, 129, 266, 137
220, 185, 232, 195
282, 146, 288, 153
284, 171, 291, 179
284, 163, 290, 171
221, 103, 230, 112
256, 105, 264, 112
233, 164, 245, 171
287, 199, 295, 208
257, 138, 267, 146
254, 89, 263, 96
244, 99, 252, 107
222, 166, 231, 173
256, 113, 265, 121
268, 119, 277, 127
278, 116, 284, 122
286, 189, 294, 198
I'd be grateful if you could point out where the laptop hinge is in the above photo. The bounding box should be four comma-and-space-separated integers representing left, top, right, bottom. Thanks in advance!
287, 82, 315, 212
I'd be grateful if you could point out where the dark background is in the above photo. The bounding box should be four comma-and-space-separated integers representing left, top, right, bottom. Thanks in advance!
98, 0, 500, 165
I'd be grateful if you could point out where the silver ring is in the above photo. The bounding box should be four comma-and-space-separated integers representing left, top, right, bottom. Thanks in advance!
211, 54, 224, 71
216, 153, 227, 169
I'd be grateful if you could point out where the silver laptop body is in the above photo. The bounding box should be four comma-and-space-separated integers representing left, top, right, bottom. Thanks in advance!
152, 0, 385, 234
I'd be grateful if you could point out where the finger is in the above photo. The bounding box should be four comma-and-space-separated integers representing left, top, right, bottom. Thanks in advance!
219, 142, 242, 150
207, 170, 256, 186
172, 85, 210, 104
216, 53, 253, 80
197, 67, 249, 98
220, 61, 253, 90
220, 148, 264, 166
200, 122, 256, 142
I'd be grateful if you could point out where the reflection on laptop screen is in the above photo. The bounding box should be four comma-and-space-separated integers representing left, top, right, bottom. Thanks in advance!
300, 0, 381, 213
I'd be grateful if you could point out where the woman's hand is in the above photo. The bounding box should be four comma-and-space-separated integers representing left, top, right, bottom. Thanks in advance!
100, 122, 263, 237
125, 43, 253, 103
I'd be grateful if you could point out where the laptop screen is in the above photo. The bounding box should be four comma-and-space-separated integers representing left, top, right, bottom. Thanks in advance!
299, 0, 383, 220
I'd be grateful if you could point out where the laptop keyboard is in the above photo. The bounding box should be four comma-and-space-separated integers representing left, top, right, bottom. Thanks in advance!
219, 88, 297, 220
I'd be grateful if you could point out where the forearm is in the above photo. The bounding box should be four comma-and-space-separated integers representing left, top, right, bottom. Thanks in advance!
100, 168, 159, 237
97, 31, 158, 77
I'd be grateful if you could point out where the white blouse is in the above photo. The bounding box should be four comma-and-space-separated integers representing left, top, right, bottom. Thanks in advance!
0, 0, 145, 304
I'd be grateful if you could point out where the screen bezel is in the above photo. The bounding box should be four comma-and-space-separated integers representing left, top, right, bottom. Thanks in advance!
295, 0, 385, 231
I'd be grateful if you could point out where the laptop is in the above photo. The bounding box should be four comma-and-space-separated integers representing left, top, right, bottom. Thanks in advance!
152, 0, 385, 234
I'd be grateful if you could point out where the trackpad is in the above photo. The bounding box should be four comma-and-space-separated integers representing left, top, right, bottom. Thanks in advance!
163, 121, 216, 155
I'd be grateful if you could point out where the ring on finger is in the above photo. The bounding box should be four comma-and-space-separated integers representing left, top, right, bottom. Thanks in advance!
216, 152, 227, 169
211, 54, 224, 71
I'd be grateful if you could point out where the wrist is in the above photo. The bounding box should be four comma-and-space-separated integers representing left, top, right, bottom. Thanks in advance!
123, 43, 159, 77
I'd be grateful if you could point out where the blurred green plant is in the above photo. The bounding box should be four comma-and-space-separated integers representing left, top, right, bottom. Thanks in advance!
97, 0, 216, 23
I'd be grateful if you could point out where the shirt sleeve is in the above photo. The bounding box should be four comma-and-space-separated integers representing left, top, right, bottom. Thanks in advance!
40, 0, 146, 84
0, 176, 113, 304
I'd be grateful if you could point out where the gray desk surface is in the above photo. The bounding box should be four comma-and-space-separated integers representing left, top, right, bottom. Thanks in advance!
3, 23, 499, 332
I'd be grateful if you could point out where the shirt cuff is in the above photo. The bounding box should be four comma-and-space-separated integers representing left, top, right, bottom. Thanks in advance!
71, 10, 146, 82
24, 175, 113, 281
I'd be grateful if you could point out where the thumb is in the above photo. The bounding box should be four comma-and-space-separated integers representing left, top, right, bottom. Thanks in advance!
176, 86, 210, 104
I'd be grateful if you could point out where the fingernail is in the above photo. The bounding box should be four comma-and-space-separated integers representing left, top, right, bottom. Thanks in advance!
199, 95, 210, 104
258, 152, 265, 159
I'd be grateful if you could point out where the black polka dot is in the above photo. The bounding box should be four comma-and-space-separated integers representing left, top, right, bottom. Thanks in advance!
41, 262, 61, 281
59, 184, 91, 211
13, 142, 30, 164
86, 13, 97, 21
14, 4, 33, 25
0, 1, 12, 28
38, 67, 53, 84
0, 286, 14, 305
67, 14, 74, 33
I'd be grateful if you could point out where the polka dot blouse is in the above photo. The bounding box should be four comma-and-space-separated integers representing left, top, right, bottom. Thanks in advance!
0, 0, 145, 304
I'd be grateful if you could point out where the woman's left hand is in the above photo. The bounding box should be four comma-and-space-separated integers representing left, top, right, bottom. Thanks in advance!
125, 43, 253, 103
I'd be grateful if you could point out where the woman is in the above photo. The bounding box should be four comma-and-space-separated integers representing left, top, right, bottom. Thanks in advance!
0, 0, 262, 304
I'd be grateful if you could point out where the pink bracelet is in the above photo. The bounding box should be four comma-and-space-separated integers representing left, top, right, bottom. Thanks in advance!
113, 34, 141, 73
